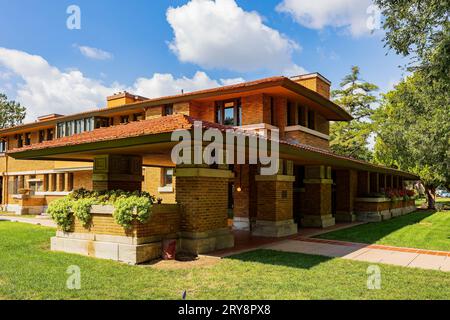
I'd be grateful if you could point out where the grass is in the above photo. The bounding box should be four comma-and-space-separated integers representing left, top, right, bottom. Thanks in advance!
416, 197, 450, 208
0, 221, 449, 300
317, 210, 450, 252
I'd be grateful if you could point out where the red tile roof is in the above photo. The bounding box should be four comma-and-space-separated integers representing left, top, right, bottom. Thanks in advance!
8, 114, 417, 179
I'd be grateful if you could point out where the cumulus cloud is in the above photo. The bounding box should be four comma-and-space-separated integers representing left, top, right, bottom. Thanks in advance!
167, 0, 303, 74
0, 48, 245, 122
75, 45, 113, 60
277, 0, 377, 37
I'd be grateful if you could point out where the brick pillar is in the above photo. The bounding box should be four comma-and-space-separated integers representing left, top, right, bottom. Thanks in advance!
92, 155, 144, 192
357, 171, 370, 196
301, 165, 335, 228
233, 164, 258, 230
334, 170, 357, 222
175, 166, 234, 254
252, 160, 297, 237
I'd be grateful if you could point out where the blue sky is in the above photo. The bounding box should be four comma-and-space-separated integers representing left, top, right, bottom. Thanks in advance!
0, 0, 409, 121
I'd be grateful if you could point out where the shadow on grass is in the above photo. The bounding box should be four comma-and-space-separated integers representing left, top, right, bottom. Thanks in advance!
225, 249, 333, 270
317, 210, 441, 245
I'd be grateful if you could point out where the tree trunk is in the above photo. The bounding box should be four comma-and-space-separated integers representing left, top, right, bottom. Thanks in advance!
425, 185, 436, 210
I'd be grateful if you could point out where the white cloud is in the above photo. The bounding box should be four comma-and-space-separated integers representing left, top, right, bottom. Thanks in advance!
0, 48, 244, 122
277, 0, 377, 37
75, 45, 113, 60
167, 0, 303, 74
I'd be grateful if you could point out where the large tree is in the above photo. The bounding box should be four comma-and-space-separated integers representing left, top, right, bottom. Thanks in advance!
373, 73, 450, 209
330, 66, 378, 161
375, 0, 450, 85
0, 93, 26, 129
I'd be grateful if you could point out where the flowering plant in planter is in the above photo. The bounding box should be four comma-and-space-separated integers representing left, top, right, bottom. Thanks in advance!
47, 189, 156, 231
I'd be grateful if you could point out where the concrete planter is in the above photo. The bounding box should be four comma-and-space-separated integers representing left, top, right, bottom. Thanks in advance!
51, 204, 181, 264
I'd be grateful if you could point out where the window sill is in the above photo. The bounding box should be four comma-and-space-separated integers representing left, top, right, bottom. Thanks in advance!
158, 186, 174, 193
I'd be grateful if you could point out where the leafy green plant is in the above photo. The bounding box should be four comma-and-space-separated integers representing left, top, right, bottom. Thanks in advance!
47, 198, 73, 232
113, 196, 153, 229
72, 198, 96, 227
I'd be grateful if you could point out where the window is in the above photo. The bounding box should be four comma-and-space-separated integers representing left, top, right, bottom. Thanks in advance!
0, 140, 6, 153
308, 110, 316, 130
47, 128, 54, 141
95, 117, 110, 128
16, 134, 23, 148
298, 105, 306, 126
163, 104, 174, 116
161, 168, 173, 187
270, 97, 275, 125
287, 101, 294, 126
215, 99, 242, 126
24, 133, 31, 146
133, 113, 144, 121
120, 115, 129, 124
74, 119, 84, 134
84, 117, 94, 132
65, 121, 74, 136
38, 130, 45, 143
57, 123, 65, 138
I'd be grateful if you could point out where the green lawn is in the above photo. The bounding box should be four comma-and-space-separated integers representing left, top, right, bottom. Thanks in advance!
318, 210, 450, 252
0, 222, 449, 300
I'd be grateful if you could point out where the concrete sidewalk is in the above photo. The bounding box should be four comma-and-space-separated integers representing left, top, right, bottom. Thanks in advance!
0, 215, 56, 228
264, 238, 450, 272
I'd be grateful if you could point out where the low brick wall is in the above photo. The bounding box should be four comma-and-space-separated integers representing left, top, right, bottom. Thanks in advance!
355, 197, 416, 222
70, 204, 180, 239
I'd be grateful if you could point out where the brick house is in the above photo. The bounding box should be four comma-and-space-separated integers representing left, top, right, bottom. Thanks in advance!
0, 73, 418, 258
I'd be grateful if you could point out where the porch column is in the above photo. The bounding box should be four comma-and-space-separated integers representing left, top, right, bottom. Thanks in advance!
56, 174, 64, 192
92, 155, 144, 192
233, 164, 257, 230
252, 160, 297, 237
334, 169, 357, 222
175, 166, 234, 254
64, 173, 72, 192
48, 174, 55, 192
301, 165, 335, 228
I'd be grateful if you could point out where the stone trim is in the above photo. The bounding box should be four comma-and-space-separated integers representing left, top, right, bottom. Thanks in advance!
355, 197, 391, 203
284, 125, 330, 140
301, 214, 335, 228
157, 186, 174, 193
303, 179, 333, 184
174, 168, 234, 178
4, 167, 92, 176
251, 219, 297, 238
35, 191, 71, 196
255, 175, 295, 182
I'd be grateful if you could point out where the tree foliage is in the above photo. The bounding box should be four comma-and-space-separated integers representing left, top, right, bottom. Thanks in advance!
375, 0, 450, 85
0, 93, 26, 129
330, 66, 378, 161
373, 73, 450, 208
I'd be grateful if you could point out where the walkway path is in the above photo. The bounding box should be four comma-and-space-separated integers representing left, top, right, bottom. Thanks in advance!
264, 237, 450, 272
0, 215, 56, 228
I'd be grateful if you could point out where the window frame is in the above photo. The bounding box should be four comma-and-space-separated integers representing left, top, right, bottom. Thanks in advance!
215, 98, 242, 126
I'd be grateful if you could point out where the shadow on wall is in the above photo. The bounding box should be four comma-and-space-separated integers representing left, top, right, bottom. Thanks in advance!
225, 249, 333, 270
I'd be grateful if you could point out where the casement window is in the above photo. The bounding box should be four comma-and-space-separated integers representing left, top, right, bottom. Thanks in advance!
38, 130, 45, 143
307, 110, 316, 130
24, 133, 31, 146
74, 119, 84, 134
215, 99, 242, 126
287, 101, 296, 126
96, 117, 110, 128
133, 113, 144, 121
120, 115, 130, 124
0, 140, 6, 153
298, 105, 306, 127
47, 128, 54, 141
56, 117, 96, 138
270, 97, 275, 125
163, 104, 174, 116
16, 134, 23, 148
161, 168, 174, 187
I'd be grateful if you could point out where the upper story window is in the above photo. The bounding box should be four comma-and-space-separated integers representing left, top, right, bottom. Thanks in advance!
47, 128, 54, 141
24, 133, 31, 146
270, 97, 275, 125
215, 99, 242, 126
95, 117, 110, 128
298, 105, 306, 127
38, 130, 45, 143
163, 104, 174, 116
0, 140, 6, 153
287, 101, 296, 126
308, 110, 316, 130
120, 115, 129, 124
133, 113, 145, 121
57, 117, 96, 138
16, 134, 23, 148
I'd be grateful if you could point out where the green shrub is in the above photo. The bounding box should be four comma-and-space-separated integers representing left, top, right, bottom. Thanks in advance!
49, 189, 155, 230
72, 198, 96, 227
113, 196, 153, 229
47, 198, 73, 232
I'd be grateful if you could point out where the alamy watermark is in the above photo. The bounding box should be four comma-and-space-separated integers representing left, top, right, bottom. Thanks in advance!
366, 4, 382, 31
367, 265, 382, 290
66, 265, 81, 290
171, 121, 280, 175
66, 5, 81, 30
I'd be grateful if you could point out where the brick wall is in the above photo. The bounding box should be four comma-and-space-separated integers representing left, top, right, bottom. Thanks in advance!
176, 176, 229, 232
354, 201, 390, 212
142, 167, 176, 203
72, 171, 93, 190
71, 205, 180, 238
300, 183, 332, 216
256, 180, 293, 221
285, 131, 330, 150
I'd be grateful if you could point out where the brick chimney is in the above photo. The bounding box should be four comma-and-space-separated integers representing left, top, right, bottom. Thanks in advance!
106, 91, 148, 108
291, 73, 331, 99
